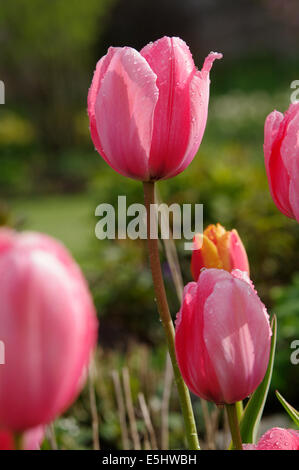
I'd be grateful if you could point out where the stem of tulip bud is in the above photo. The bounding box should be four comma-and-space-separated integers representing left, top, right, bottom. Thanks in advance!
13, 432, 24, 450
225, 403, 243, 450
235, 401, 243, 422
143, 181, 200, 451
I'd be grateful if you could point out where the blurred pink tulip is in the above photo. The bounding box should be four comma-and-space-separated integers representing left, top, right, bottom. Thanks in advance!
264, 102, 299, 222
0, 229, 98, 431
88, 36, 222, 181
191, 223, 249, 281
175, 268, 271, 404
0, 426, 44, 450
243, 427, 299, 450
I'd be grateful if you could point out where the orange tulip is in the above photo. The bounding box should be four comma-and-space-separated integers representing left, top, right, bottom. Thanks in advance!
191, 223, 249, 281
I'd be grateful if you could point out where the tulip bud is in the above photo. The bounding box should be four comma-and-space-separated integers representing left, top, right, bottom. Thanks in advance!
175, 268, 271, 404
0, 229, 98, 431
0, 426, 44, 450
264, 102, 299, 222
191, 223, 249, 280
88, 36, 222, 181
243, 427, 299, 450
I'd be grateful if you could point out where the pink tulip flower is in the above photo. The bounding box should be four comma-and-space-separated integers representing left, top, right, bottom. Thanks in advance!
243, 427, 299, 450
88, 36, 222, 181
0, 229, 98, 431
264, 102, 299, 222
175, 268, 271, 404
191, 223, 249, 281
0, 426, 44, 450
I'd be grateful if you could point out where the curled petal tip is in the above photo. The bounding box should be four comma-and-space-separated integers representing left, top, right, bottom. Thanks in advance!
210, 51, 223, 59
202, 52, 223, 74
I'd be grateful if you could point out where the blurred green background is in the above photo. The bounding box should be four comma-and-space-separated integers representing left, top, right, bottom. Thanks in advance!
0, 0, 298, 449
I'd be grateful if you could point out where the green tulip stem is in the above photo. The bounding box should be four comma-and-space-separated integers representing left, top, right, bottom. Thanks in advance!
13, 432, 24, 450
235, 400, 243, 421
225, 403, 243, 450
143, 181, 200, 451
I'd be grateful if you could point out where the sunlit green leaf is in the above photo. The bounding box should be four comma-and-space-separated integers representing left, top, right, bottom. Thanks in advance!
239, 315, 277, 444
275, 390, 299, 428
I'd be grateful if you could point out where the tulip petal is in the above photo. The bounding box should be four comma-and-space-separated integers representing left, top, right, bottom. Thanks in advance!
199, 267, 232, 296
170, 52, 222, 178
191, 234, 222, 281
227, 229, 249, 274
256, 427, 299, 450
201, 51, 223, 77
88, 48, 120, 169
243, 428, 299, 450
218, 228, 250, 274
204, 223, 226, 243
217, 231, 231, 271
203, 276, 271, 404
264, 111, 293, 218
175, 282, 202, 396
289, 161, 299, 222
200, 234, 222, 270
280, 103, 299, 221
141, 37, 196, 179
0, 232, 97, 431
239, 315, 277, 444
0, 425, 44, 450
93, 47, 159, 180
264, 110, 284, 159
0, 228, 15, 256
175, 280, 222, 402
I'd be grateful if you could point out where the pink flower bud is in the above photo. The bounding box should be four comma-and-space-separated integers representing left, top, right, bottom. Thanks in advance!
0, 229, 98, 431
191, 223, 249, 280
264, 102, 299, 222
243, 427, 299, 450
175, 268, 271, 404
88, 36, 222, 181
0, 426, 44, 450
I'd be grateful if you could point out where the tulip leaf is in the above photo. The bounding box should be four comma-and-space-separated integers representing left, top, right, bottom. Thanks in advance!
239, 314, 277, 444
275, 390, 299, 427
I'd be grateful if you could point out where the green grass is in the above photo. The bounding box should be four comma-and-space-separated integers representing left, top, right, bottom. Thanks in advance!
12, 194, 95, 264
